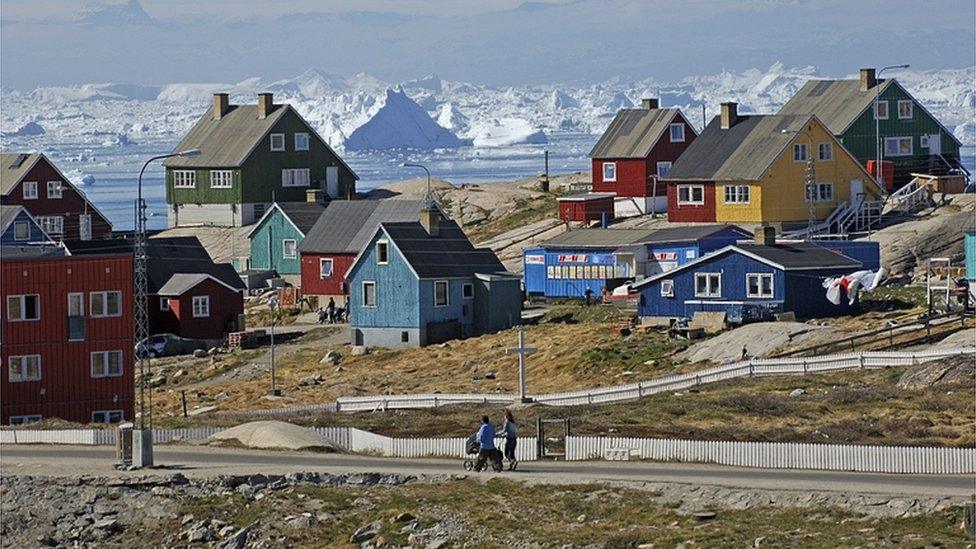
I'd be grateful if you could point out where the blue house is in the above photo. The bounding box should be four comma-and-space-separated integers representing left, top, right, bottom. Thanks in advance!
632, 228, 862, 324
245, 197, 326, 284
0, 205, 55, 246
524, 224, 749, 299
347, 209, 521, 348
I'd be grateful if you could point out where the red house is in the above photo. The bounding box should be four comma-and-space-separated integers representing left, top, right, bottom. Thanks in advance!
556, 193, 615, 223
1, 248, 134, 425
1, 153, 112, 241
299, 199, 429, 302
589, 99, 698, 218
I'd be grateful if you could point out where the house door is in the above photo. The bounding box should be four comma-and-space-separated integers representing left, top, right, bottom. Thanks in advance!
850, 179, 864, 203
79, 214, 92, 241
928, 134, 941, 155
326, 167, 339, 197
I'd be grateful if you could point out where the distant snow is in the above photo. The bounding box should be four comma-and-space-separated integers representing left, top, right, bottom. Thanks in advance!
466, 118, 548, 147
344, 87, 462, 151
2, 121, 45, 137
954, 121, 975, 147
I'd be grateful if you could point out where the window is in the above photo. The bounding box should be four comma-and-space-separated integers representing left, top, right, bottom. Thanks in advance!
669, 123, 685, 143
281, 168, 310, 187
920, 135, 930, 148
13, 221, 29, 241
159, 297, 171, 311
47, 181, 63, 199
602, 162, 616, 182
873, 100, 888, 120
192, 295, 210, 318
434, 280, 449, 307
723, 185, 750, 204
376, 241, 389, 264
319, 258, 334, 278
210, 170, 233, 189
92, 410, 124, 423
9, 415, 42, 425
68, 292, 85, 319
401, 331, 409, 343
362, 281, 376, 307
817, 142, 833, 161
90, 350, 123, 378
270, 133, 286, 151
282, 239, 297, 259
746, 273, 774, 298
884, 137, 913, 157
660, 279, 674, 297
6, 294, 40, 321
462, 283, 474, 299
694, 273, 721, 298
793, 143, 808, 162
294, 133, 310, 151
22, 181, 37, 200
676, 185, 704, 205
656, 162, 672, 178
38, 216, 63, 235
173, 170, 196, 188
8, 355, 41, 382
90, 291, 122, 317
897, 100, 913, 120
815, 182, 834, 202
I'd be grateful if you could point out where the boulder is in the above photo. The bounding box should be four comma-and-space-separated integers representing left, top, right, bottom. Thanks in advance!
193, 349, 208, 359
897, 355, 975, 390
298, 373, 323, 387
320, 350, 342, 365
788, 388, 805, 397
351, 345, 370, 356
350, 521, 380, 543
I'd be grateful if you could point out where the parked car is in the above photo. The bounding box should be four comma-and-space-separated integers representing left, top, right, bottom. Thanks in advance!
135, 333, 209, 358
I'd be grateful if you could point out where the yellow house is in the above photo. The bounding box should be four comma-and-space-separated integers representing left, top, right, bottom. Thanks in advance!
665, 103, 884, 228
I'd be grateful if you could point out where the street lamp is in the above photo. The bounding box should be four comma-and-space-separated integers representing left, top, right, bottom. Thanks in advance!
874, 64, 910, 189
401, 162, 433, 207
267, 296, 280, 396
132, 148, 199, 468
781, 129, 817, 235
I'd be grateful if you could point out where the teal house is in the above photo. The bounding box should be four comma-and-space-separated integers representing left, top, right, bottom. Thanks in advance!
246, 197, 326, 284
346, 208, 522, 348
965, 230, 976, 282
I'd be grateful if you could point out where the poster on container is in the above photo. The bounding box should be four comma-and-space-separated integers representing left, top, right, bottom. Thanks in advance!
557, 254, 588, 263
525, 255, 545, 265
590, 254, 616, 265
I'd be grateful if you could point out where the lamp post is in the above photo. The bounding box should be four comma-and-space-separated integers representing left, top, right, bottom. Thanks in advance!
401, 162, 433, 206
132, 148, 199, 468
781, 130, 816, 235
874, 64, 910, 189
267, 296, 280, 396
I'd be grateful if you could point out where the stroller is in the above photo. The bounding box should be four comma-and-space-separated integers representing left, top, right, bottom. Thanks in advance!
463, 434, 503, 472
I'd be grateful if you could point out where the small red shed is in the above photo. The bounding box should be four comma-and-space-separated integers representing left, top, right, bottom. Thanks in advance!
557, 193, 615, 223
158, 274, 245, 341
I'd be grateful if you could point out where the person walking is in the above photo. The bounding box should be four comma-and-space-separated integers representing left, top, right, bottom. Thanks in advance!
474, 415, 497, 471
500, 410, 518, 470
326, 297, 336, 324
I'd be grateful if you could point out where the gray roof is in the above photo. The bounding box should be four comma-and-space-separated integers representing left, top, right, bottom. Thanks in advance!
557, 192, 615, 202
738, 241, 861, 270
0, 204, 23, 230
382, 220, 508, 279
1, 153, 40, 195
157, 273, 240, 296
273, 202, 327, 235
664, 114, 812, 181
0, 244, 66, 260
163, 104, 289, 168
299, 199, 427, 254
589, 108, 684, 159
641, 224, 750, 244
541, 229, 659, 249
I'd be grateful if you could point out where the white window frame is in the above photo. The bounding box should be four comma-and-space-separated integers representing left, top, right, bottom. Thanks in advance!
22, 181, 38, 200
192, 295, 210, 318
210, 170, 233, 189
173, 170, 196, 189
462, 282, 474, 299
91, 410, 124, 423
884, 137, 913, 157
874, 100, 889, 120
281, 168, 310, 188
920, 135, 930, 148
656, 161, 672, 178
433, 280, 450, 307
376, 241, 389, 265
294, 133, 310, 151
602, 162, 617, 182
362, 281, 377, 308
270, 133, 286, 151
746, 273, 774, 298
47, 181, 63, 199
319, 258, 334, 279
6, 294, 40, 321
793, 143, 808, 162
8, 355, 41, 382
38, 216, 63, 235
9, 415, 42, 425
817, 142, 833, 161
68, 292, 85, 317
90, 350, 123, 378
815, 182, 834, 203
723, 185, 750, 204
694, 273, 721, 298
159, 297, 171, 311
90, 291, 122, 318
676, 184, 704, 206
669, 123, 685, 143
660, 279, 674, 297
897, 100, 913, 120
13, 220, 29, 241
282, 239, 297, 259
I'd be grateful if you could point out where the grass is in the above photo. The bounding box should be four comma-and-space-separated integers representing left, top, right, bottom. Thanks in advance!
859, 284, 929, 311
467, 193, 560, 243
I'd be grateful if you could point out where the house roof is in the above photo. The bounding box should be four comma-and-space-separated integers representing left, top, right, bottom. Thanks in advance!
0, 153, 40, 195
1, 205, 24, 232
556, 192, 616, 202
664, 114, 814, 181
540, 228, 659, 249
157, 273, 242, 296
299, 199, 428, 254
380, 219, 508, 279
589, 108, 684, 159
0, 244, 66, 259
246, 201, 326, 238
641, 224, 750, 244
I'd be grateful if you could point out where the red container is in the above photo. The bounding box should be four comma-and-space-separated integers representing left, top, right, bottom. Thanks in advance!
866, 159, 895, 191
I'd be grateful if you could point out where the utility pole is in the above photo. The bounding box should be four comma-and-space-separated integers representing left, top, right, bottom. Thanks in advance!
268, 295, 280, 396
874, 64, 910, 190
505, 325, 537, 403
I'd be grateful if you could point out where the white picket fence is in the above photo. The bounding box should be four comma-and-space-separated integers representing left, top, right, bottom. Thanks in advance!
0, 429, 98, 445
336, 393, 515, 412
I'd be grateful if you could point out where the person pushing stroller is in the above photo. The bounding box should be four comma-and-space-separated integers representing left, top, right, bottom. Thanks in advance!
470, 415, 503, 472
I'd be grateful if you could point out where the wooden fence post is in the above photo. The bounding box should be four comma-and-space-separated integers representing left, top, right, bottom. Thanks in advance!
181, 391, 188, 418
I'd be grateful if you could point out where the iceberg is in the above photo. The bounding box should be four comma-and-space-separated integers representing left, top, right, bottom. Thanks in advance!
344, 87, 462, 151
2, 121, 45, 137
466, 118, 548, 147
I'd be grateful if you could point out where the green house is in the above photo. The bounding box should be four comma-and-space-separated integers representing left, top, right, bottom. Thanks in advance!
163, 92, 358, 227
778, 68, 963, 189
246, 199, 327, 283
966, 230, 976, 282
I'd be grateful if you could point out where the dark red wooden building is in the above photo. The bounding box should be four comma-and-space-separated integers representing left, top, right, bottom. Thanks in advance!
1, 249, 134, 425
1, 153, 112, 241
556, 193, 615, 223
589, 99, 698, 218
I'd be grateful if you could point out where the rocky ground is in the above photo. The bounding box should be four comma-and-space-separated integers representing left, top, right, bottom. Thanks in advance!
1, 472, 969, 548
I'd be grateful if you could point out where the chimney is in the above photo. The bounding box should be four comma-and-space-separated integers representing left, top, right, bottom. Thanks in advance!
754, 225, 776, 246
306, 188, 324, 204
720, 102, 738, 129
420, 208, 440, 237
641, 98, 659, 109
859, 68, 877, 92
257, 93, 274, 119
213, 93, 230, 120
